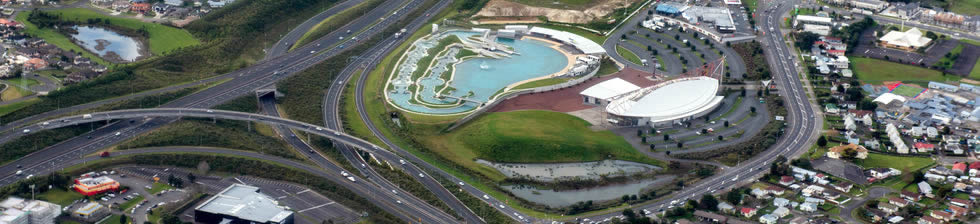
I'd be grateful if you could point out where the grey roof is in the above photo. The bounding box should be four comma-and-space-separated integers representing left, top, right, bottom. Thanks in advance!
195, 184, 293, 223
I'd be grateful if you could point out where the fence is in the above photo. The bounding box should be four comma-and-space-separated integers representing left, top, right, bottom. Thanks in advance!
445, 66, 601, 131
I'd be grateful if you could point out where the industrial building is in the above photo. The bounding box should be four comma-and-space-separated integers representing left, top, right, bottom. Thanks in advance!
194, 184, 294, 224
0, 197, 61, 224
72, 202, 108, 222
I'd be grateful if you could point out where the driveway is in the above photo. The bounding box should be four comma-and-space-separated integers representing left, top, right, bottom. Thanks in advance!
841, 186, 893, 224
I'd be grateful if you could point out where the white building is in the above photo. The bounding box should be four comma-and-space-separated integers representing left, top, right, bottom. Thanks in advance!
580, 78, 641, 106
850, 0, 888, 12
759, 214, 778, 224
772, 207, 790, 217
803, 24, 831, 36
795, 15, 833, 26
529, 27, 606, 55
800, 202, 818, 212
0, 197, 61, 224
604, 77, 723, 127
879, 28, 932, 51
886, 123, 909, 153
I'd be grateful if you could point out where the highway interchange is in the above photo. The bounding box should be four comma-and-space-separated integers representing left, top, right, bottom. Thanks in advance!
2, 0, 979, 223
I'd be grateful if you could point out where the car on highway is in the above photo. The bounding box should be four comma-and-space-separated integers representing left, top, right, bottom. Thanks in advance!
399, 160, 406, 165
115, 132, 121, 136
21, 129, 29, 134
482, 194, 489, 200
310, 51, 316, 54
418, 173, 425, 178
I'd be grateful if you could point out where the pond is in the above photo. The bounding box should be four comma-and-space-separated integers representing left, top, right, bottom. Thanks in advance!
71, 26, 143, 62
503, 175, 676, 207
477, 159, 661, 182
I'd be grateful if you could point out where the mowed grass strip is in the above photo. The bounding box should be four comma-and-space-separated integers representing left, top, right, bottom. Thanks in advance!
616, 44, 643, 65
854, 153, 934, 173
21, 8, 199, 56
291, 0, 385, 50
852, 57, 955, 84
451, 110, 662, 167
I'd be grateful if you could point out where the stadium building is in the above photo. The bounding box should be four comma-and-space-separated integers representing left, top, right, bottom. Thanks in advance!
194, 184, 294, 224
604, 76, 724, 127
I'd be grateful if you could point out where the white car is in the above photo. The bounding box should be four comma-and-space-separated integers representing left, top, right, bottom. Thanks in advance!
310, 51, 316, 54
418, 173, 425, 178
498, 204, 505, 208
21, 129, 29, 134
482, 194, 489, 200
115, 132, 122, 136
458, 182, 465, 186
399, 160, 406, 165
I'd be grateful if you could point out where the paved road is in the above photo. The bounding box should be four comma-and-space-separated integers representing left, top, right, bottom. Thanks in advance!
265, 0, 367, 59
576, 0, 823, 221
841, 186, 892, 223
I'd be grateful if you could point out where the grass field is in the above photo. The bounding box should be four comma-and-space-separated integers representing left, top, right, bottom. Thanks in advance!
4, 78, 40, 88
16, 8, 199, 63
597, 58, 619, 76
35, 188, 84, 206
147, 182, 173, 194
852, 57, 955, 85
513, 77, 572, 90
0, 84, 31, 101
101, 215, 124, 224
854, 153, 935, 173
891, 85, 925, 98
950, 0, 980, 16
616, 44, 643, 65
0, 98, 39, 116
438, 110, 662, 181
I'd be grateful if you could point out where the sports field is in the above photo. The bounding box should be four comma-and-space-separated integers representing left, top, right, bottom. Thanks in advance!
891, 85, 924, 98
852, 57, 954, 84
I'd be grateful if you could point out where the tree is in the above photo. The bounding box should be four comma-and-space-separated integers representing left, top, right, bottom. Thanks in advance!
750, 106, 757, 114
664, 134, 670, 141
724, 120, 729, 127
943, 126, 951, 135
740, 87, 746, 97
699, 194, 719, 211
637, 129, 643, 136
677, 142, 684, 148
647, 45, 653, 51
649, 144, 656, 151
842, 147, 858, 159
642, 136, 647, 143
197, 161, 210, 174
817, 136, 828, 147
717, 135, 724, 141
795, 32, 821, 49
119, 214, 127, 224
725, 190, 742, 205
925, 31, 938, 40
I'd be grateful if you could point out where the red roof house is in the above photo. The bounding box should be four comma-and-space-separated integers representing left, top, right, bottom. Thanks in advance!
740, 207, 757, 218
950, 204, 968, 216
779, 176, 794, 185
953, 162, 968, 174
951, 198, 971, 208
130, 3, 151, 13
914, 142, 935, 151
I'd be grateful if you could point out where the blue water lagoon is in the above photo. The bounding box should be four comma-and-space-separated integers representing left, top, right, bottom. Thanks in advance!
385, 30, 570, 115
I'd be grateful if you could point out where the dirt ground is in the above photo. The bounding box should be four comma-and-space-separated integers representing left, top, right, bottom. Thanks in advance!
490, 68, 660, 113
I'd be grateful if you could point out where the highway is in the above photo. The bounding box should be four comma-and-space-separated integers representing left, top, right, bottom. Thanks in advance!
577, 0, 822, 221
0, 0, 464, 222
265, 0, 367, 59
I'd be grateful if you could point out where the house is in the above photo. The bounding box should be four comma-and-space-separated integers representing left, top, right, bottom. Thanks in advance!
803, 185, 826, 196
868, 209, 889, 222
918, 216, 943, 224
949, 204, 968, 216
825, 103, 840, 114
759, 214, 778, 224
23, 57, 46, 70
751, 188, 769, 198
779, 176, 794, 186
717, 202, 734, 213
931, 166, 953, 175
773, 198, 790, 207
827, 143, 869, 159
927, 127, 939, 138
878, 202, 899, 214
693, 210, 728, 223
766, 186, 785, 196
970, 162, 980, 176
953, 162, 968, 175
915, 142, 936, 152
888, 216, 904, 224
772, 207, 790, 217
740, 207, 757, 218
901, 191, 921, 202
889, 197, 909, 207
805, 197, 825, 205
931, 210, 953, 221
130, 2, 151, 14
950, 198, 971, 208
850, 0, 887, 11
833, 182, 854, 193
800, 202, 818, 212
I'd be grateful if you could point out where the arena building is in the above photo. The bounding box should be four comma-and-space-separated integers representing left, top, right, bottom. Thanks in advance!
603, 76, 724, 127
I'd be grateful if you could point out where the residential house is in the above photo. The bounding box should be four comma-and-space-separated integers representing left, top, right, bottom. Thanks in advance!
833, 182, 853, 193
802, 185, 825, 196
915, 142, 936, 152
766, 186, 785, 196
930, 81, 960, 92
878, 202, 899, 214
772, 207, 790, 218
130, 2, 151, 14
919, 216, 943, 224
970, 162, 980, 176
759, 214, 778, 224
693, 211, 728, 223
927, 127, 939, 138
773, 198, 790, 207
868, 209, 889, 222
931, 210, 953, 221
740, 207, 757, 218
800, 202, 818, 212
751, 188, 769, 198
779, 176, 794, 186
889, 197, 909, 207
901, 191, 921, 202
23, 57, 46, 70
850, 0, 887, 12
805, 197, 825, 205
949, 204, 968, 216
950, 198, 971, 208
717, 202, 734, 214
825, 103, 840, 114
827, 143, 868, 159
953, 162, 968, 175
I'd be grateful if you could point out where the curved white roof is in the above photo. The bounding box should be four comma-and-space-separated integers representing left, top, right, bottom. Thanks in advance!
606, 77, 722, 122
873, 93, 906, 105
580, 78, 641, 100
529, 27, 606, 55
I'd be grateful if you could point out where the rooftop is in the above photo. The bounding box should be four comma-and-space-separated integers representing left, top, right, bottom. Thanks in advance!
606, 77, 722, 121
195, 184, 293, 223
580, 78, 640, 100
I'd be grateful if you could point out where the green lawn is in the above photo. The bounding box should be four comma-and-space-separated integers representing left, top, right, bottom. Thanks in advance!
35, 188, 84, 206
890, 85, 924, 98
949, 0, 980, 16
0, 98, 39, 116
446, 110, 663, 180
616, 44, 644, 65
147, 182, 173, 195
852, 57, 955, 84
4, 77, 40, 88
597, 58, 619, 76
854, 153, 935, 173
513, 77, 572, 90
970, 50, 980, 80
17, 8, 199, 61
